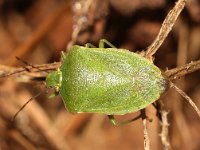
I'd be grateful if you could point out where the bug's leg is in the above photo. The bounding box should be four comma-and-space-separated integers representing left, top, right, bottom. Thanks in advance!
61, 51, 66, 61
99, 39, 116, 48
48, 85, 60, 99
85, 43, 96, 48
152, 102, 162, 121
108, 114, 142, 126
48, 91, 59, 99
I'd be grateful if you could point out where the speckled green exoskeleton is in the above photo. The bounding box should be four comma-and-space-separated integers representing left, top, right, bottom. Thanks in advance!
46, 39, 167, 126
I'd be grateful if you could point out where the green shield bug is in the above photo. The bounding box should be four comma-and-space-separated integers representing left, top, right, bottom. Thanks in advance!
9, 0, 200, 126
46, 39, 168, 126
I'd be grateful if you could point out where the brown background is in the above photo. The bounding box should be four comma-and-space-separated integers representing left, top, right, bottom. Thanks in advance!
0, 0, 200, 150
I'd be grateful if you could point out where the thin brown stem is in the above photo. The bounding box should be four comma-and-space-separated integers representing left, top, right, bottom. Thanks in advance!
145, 0, 187, 61
0, 62, 61, 82
141, 110, 151, 150
171, 83, 200, 117
164, 60, 200, 81
160, 110, 171, 150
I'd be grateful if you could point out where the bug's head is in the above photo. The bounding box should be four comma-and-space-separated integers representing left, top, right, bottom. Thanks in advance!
46, 70, 62, 92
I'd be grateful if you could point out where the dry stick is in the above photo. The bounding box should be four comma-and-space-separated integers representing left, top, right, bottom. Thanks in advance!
143, 118, 150, 150
159, 110, 170, 150
67, 0, 93, 50
164, 60, 200, 80
0, 65, 26, 78
153, 101, 171, 150
141, 110, 150, 150
0, 62, 61, 79
145, 0, 187, 60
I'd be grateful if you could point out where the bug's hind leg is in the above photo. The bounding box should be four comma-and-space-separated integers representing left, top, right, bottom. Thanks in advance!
108, 114, 142, 126
99, 39, 116, 48
85, 43, 96, 48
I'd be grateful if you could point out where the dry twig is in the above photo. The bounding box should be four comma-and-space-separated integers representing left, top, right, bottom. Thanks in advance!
164, 60, 200, 80
159, 110, 170, 150
145, 0, 187, 61
141, 110, 151, 150
67, 0, 93, 50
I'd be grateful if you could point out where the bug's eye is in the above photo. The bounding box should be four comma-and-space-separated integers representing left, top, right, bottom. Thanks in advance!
46, 71, 62, 88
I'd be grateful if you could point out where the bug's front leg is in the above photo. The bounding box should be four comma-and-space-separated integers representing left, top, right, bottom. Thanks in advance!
108, 114, 142, 126
61, 51, 66, 60
48, 91, 59, 99
99, 39, 116, 48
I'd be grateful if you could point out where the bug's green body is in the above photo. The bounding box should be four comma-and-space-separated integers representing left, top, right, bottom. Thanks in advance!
52, 45, 167, 115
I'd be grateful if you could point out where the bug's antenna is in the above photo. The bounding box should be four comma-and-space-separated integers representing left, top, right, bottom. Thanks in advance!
0, 68, 25, 78
15, 57, 44, 72
0, 57, 46, 78
16, 56, 32, 66
170, 82, 200, 117
11, 89, 48, 121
